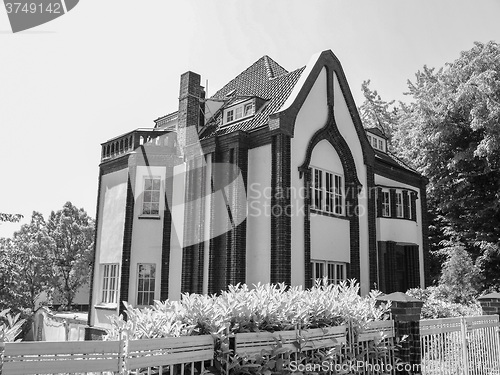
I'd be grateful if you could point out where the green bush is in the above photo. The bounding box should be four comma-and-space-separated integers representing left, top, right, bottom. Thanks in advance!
406, 287, 482, 319
0, 308, 25, 342
106, 280, 390, 340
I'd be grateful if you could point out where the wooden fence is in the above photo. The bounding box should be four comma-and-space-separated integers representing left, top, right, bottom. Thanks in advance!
0, 320, 396, 375
420, 315, 500, 375
231, 320, 396, 374
1, 334, 214, 375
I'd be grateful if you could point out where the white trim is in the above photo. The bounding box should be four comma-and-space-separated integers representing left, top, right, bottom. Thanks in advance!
311, 166, 344, 215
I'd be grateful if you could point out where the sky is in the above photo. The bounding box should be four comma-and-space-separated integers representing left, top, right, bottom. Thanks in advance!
1, 0, 499, 237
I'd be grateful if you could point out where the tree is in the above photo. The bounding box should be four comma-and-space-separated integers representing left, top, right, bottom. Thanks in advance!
0, 213, 53, 313
10, 212, 54, 312
46, 202, 95, 310
0, 213, 23, 223
358, 80, 397, 139
392, 41, 500, 289
437, 244, 480, 304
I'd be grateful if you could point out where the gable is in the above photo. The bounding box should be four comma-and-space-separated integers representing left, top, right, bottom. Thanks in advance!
270, 50, 374, 168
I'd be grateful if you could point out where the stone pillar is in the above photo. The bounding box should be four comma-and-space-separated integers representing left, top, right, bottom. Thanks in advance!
478, 292, 500, 315
377, 292, 424, 374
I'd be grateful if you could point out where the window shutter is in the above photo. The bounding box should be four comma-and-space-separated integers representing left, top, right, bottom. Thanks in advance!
410, 192, 417, 221
376, 187, 383, 217
402, 190, 410, 219
389, 189, 397, 218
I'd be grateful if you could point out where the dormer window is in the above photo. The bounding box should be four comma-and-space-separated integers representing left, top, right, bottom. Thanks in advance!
366, 129, 387, 153
223, 99, 255, 126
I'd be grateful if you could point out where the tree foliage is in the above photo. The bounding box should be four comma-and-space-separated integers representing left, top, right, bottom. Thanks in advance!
0, 203, 95, 313
388, 41, 500, 291
0, 213, 23, 223
46, 202, 95, 310
358, 80, 397, 139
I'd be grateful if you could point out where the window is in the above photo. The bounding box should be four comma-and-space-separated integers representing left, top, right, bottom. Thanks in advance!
312, 169, 323, 210
137, 264, 155, 306
311, 167, 343, 215
382, 190, 391, 217
101, 264, 119, 304
142, 177, 160, 215
396, 191, 403, 218
223, 100, 255, 125
243, 102, 253, 116
312, 260, 347, 284
378, 139, 383, 151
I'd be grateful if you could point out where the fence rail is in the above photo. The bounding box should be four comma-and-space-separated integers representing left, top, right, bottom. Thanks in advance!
1, 334, 214, 375
0, 321, 396, 375
420, 315, 500, 375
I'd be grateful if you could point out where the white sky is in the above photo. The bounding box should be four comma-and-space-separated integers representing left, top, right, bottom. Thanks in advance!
1, 0, 499, 237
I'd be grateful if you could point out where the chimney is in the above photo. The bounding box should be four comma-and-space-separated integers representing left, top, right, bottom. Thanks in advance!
178, 71, 202, 157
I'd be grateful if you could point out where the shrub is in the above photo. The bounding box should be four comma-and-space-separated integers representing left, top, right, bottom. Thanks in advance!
406, 287, 482, 319
106, 280, 390, 340
0, 309, 25, 342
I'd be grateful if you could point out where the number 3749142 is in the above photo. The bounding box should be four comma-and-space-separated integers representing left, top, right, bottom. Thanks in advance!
5, 2, 62, 14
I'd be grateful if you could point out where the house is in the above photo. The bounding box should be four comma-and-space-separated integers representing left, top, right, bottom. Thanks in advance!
88, 50, 429, 329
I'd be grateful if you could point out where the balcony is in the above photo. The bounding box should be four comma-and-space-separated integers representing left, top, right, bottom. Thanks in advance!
101, 128, 176, 162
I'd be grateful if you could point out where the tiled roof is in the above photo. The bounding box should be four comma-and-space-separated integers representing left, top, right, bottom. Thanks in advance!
365, 127, 388, 139
374, 149, 419, 174
201, 56, 304, 138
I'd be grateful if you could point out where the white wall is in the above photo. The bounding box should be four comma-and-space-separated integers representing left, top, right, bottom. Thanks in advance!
246, 144, 272, 285
169, 163, 186, 300
290, 67, 329, 287
333, 73, 370, 294
129, 166, 167, 306
90, 168, 128, 327
310, 215, 350, 262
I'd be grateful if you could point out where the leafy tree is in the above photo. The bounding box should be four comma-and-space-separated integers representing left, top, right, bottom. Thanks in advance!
46, 202, 95, 310
0, 213, 23, 223
437, 244, 480, 303
10, 212, 54, 312
391, 41, 500, 290
0, 213, 54, 313
0, 238, 19, 311
358, 80, 397, 138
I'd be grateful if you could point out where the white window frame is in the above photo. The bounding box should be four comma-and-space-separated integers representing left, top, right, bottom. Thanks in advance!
312, 260, 347, 284
223, 99, 255, 125
311, 167, 344, 215
382, 190, 391, 217
137, 263, 156, 306
142, 176, 161, 216
396, 191, 404, 218
369, 134, 386, 152
101, 263, 119, 305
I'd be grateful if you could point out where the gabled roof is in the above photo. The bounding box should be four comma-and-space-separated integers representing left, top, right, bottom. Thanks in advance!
201, 56, 304, 138
365, 127, 388, 139
374, 149, 420, 174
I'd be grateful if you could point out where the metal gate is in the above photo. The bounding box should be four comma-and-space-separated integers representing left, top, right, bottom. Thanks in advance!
420, 315, 500, 374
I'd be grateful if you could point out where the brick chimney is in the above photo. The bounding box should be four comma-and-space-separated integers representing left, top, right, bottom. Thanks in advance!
178, 71, 203, 158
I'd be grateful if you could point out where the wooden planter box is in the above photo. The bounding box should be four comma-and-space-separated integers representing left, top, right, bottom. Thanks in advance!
233, 325, 348, 357
299, 325, 348, 351
233, 330, 298, 357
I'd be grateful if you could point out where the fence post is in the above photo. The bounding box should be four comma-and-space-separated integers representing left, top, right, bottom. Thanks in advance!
119, 330, 129, 375
459, 317, 470, 375
377, 292, 423, 374
478, 292, 500, 315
